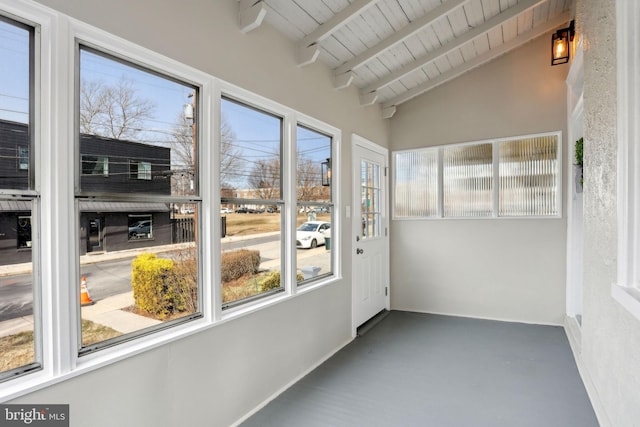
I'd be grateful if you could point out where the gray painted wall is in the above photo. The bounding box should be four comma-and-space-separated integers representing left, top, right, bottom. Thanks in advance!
389, 35, 569, 325
14, 1, 389, 426
576, 0, 640, 425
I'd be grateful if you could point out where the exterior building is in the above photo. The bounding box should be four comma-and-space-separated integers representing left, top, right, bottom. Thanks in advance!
0, 119, 173, 264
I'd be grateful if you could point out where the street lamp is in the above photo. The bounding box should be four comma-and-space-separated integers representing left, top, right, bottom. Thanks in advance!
321, 158, 331, 187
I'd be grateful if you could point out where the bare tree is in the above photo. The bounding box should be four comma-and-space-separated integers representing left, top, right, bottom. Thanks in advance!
169, 111, 243, 193
248, 158, 280, 200
79, 76, 155, 140
297, 156, 322, 201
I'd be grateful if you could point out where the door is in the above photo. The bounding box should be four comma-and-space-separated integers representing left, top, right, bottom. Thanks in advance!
88, 217, 104, 252
352, 135, 389, 331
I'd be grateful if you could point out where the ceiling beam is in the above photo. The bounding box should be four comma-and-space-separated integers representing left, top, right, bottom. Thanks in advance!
361, 0, 548, 96
381, 11, 572, 110
334, 0, 469, 76
296, 0, 381, 67
238, 0, 267, 34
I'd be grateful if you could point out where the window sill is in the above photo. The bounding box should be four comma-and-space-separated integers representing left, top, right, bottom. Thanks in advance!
611, 283, 640, 322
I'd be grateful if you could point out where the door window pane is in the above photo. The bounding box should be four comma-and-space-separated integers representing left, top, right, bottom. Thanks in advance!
361, 159, 382, 239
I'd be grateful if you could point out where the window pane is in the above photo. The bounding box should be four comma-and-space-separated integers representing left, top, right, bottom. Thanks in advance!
0, 202, 38, 376
296, 205, 332, 284
0, 17, 38, 379
78, 47, 197, 197
393, 149, 438, 217
443, 143, 493, 217
0, 18, 31, 190
220, 98, 283, 306
220, 212, 283, 306
499, 135, 559, 216
79, 202, 199, 352
296, 125, 332, 285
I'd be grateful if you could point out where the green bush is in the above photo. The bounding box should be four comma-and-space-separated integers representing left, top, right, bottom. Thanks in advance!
258, 271, 304, 292
131, 252, 194, 319
258, 271, 281, 292
221, 249, 260, 282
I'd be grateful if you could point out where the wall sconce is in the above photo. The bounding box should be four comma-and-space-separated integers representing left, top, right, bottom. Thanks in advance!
551, 20, 575, 65
321, 158, 331, 187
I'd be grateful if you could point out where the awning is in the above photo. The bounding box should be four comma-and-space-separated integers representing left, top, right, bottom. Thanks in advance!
79, 201, 171, 213
0, 200, 171, 213
0, 200, 31, 212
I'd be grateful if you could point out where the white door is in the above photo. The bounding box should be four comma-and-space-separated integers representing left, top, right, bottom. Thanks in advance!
352, 135, 389, 331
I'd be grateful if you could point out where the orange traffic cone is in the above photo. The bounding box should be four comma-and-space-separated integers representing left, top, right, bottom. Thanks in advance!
80, 276, 95, 306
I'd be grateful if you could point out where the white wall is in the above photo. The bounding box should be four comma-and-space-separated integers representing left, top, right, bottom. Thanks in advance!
575, 0, 640, 425
389, 35, 569, 325
11, 1, 389, 426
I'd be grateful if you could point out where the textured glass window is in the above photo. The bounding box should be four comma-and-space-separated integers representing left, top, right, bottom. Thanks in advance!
393, 134, 560, 219
499, 135, 558, 216
393, 149, 438, 218
443, 143, 493, 217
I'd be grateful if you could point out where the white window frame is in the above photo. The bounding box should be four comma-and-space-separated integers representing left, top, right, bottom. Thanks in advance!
216, 81, 341, 320
613, 0, 640, 321
392, 131, 563, 220
0, 0, 341, 401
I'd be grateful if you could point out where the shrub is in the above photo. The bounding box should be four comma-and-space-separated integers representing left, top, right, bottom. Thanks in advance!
258, 271, 304, 292
258, 271, 281, 292
221, 249, 260, 282
131, 252, 194, 319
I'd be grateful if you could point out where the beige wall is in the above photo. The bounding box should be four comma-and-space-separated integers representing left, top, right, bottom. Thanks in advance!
13, 1, 389, 426
389, 34, 569, 325
576, 0, 640, 425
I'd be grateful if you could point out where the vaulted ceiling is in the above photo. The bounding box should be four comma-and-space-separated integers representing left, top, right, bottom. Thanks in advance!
238, 0, 573, 118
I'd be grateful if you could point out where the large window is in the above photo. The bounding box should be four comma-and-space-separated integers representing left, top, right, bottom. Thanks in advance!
0, 2, 341, 394
0, 15, 39, 380
76, 47, 201, 354
219, 97, 283, 307
296, 125, 333, 285
614, 0, 640, 321
393, 133, 561, 219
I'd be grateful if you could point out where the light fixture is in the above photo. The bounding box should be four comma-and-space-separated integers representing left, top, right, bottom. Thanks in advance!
551, 20, 575, 66
321, 158, 331, 187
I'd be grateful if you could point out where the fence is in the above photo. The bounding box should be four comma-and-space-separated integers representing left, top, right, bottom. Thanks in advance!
172, 216, 226, 244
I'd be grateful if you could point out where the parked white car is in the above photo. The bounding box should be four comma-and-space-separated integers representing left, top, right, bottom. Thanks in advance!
296, 221, 330, 249
220, 207, 234, 214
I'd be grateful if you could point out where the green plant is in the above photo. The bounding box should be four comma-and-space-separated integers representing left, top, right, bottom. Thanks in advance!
575, 137, 584, 187
131, 252, 193, 319
575, 137, 583, 166
221, 249, 260, 282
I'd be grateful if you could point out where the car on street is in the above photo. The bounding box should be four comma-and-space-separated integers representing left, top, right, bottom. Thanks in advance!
220, 207, 233, 214
128, 220, 152, 239
296, 221, 330, 249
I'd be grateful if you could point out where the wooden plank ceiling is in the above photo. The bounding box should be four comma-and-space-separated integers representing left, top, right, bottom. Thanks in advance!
238, 0, 573, 118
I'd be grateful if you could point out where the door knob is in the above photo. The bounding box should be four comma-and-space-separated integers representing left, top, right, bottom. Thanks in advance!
356, 248, 364, 255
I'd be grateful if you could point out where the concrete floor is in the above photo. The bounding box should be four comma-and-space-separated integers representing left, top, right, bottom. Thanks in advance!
242, 311, 598, 427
